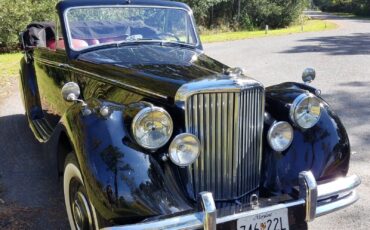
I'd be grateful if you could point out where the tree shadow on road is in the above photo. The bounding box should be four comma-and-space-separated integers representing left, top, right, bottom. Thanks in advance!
282, 33, 370, 55
321, 81, 370, 162
0, 114, 68, 229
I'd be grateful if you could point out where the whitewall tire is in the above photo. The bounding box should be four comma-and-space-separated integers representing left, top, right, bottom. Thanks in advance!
63, 153, 99, 230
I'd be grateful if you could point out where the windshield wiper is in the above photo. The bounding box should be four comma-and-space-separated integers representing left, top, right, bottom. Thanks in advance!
117, 38, 162, 46
78, 42, 120, 55
158, 41, 194, 48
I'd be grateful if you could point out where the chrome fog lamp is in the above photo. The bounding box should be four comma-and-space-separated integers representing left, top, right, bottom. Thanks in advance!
290, 93, 322, 129
132, 107, 173, 150
169, 133, 200, 167
268, 121, 294, 152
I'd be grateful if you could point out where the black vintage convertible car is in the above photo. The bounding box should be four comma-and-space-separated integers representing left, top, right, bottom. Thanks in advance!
18, 0, 360, 229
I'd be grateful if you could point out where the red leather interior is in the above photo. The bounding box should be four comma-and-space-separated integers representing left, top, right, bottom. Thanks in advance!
46, 39, 89, 50
99, 36, 126, 43
84, 39, 100, 46
72, 39, 89, 49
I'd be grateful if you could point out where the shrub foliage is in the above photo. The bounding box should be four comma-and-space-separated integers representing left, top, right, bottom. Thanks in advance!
180, 0, 308, 30
0, 0, 308, 52
314, 0, 370, 15
0, 0, 58, 52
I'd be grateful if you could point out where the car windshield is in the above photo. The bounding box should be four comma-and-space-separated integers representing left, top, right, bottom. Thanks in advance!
65, 6, 198, 50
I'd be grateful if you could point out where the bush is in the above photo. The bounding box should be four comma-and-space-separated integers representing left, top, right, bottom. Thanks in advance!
314, 0, 370, 16
180, 0, 309, 30
0, 0, 308, 52
0, 0, 58, 52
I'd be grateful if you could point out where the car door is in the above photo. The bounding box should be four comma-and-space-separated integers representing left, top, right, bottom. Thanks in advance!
33, 21, 72, 131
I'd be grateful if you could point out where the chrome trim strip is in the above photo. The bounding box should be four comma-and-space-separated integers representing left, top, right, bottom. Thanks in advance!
299, 171, 318, 222
34, 57, 69, 69
175, 77, 264, 104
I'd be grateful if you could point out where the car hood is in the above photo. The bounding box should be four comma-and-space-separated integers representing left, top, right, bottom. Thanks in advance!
76, 44, 228, 102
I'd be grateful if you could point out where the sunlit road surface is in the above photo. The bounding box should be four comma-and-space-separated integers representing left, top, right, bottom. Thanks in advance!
205, 11, 370, 230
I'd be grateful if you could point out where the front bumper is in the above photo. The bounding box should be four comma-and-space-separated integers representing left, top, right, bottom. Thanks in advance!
103, 171, 360, 230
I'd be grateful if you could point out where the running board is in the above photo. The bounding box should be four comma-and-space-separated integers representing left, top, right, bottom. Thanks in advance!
30, 118, 53, 142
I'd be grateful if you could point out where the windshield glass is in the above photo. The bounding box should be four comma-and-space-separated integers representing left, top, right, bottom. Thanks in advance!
65, 6, 198, 50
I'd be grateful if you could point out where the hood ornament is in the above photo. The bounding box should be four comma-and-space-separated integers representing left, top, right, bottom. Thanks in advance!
225, 67, 245, 78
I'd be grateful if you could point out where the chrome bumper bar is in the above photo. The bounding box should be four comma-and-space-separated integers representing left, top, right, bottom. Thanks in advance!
103, 171, 360, 230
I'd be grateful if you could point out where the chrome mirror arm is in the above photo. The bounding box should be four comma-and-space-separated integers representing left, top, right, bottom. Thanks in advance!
62, 82, 91, 115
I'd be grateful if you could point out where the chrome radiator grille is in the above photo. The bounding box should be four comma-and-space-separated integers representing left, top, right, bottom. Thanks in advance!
185, 87, 264, 201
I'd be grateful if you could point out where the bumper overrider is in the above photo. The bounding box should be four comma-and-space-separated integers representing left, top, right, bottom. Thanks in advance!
103, 171, 360, 230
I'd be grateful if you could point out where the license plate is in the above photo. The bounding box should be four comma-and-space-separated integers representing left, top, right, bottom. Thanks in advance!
237, 208, 289, 230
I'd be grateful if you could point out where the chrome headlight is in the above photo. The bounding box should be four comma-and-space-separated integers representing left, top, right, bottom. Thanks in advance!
132, 107, 173, 150
268, 121, 294, 152
290, 93, 322, 129
169, 133, 200, 166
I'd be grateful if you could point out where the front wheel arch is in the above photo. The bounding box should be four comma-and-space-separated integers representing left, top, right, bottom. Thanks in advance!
57, 131, 73, 176
63, 153, 100, 230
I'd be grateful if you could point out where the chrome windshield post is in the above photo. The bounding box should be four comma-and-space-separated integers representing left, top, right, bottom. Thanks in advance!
198, 192, 216, 230
299, 171, 318, 222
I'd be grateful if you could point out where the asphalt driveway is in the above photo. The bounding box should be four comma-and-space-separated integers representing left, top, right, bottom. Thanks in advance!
205, 11, 370, 230
0, 11, 369, 229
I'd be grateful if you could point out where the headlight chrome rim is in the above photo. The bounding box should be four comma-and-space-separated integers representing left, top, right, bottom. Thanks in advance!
169, 133, 200, 167
267, 121, 294, 152
290, 93, 322, 129
132, 106, 173, 150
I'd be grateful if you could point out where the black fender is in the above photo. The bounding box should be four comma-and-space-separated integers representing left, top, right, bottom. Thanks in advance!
261, 82, 350, 195
59, 100, 192, 226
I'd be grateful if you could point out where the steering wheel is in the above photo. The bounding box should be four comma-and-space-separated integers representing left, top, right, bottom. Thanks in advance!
158, 32, 181, 42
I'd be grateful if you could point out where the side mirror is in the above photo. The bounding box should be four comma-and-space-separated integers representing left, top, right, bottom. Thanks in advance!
61, 82, 81, 102
302, 68, 316, 84
61, 82, 91, 116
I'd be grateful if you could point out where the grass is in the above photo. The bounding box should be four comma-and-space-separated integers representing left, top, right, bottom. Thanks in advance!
200, 19, 338, 43
0, 53, 22, 98
0, 53, 22, 83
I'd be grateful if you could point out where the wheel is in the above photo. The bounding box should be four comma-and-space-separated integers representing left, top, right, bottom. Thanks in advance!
64, 153, 98, 230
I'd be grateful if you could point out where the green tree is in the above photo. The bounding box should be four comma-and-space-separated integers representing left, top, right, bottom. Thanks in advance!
0, 0, 58, 50
180, 0, 308, 29
314, 0, 370, 15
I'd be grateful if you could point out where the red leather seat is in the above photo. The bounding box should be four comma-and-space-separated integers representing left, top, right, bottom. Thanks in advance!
72, 39, 89, 49
84, 39, 100, 46
99, 36, 126, 44
46, 39, 89, 50
46, 39, 65, 50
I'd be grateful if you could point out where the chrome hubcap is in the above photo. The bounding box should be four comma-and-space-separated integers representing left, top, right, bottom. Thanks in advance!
71, 190, 93, 230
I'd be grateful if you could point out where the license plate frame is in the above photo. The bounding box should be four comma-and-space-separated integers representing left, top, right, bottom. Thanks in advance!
236, 208, 289, 230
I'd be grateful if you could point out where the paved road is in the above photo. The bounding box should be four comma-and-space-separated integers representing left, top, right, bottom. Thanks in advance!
205, 11, 370, 230
0, 11, 369, 229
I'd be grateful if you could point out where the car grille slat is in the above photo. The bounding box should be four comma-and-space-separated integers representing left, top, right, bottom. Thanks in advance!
186, 87, 264, 201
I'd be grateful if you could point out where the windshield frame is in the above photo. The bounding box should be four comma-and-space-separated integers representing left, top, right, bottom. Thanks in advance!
63, 5, 200, 52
